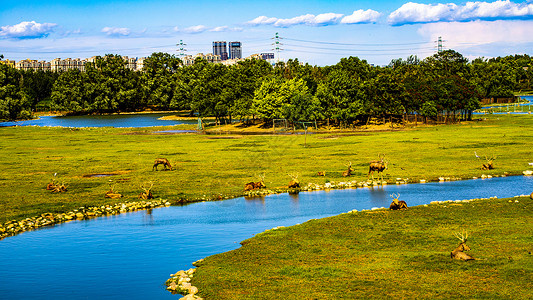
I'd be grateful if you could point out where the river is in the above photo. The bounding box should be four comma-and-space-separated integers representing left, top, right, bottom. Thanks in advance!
1, 176, 532, 299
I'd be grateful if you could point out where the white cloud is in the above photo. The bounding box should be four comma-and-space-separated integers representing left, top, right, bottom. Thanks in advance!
101, 27, 131, 36
0, 21, 57, 39
311, 13, 344, 26
247, 16, 278, 26
418, 20, 533, 55
209, 26, 243, 32
389, 1, 533, 25
341, 9, 381, 24
246, 13, 343, 27
182, 25, 208, 34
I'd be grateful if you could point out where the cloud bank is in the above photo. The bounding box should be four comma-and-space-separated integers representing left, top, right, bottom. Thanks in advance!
389, 0, 533, 25
0, 21, 57, 39
247, 10, 379, 27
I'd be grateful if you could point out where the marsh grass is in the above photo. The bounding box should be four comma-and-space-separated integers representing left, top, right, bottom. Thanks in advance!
0, 114, 532, 223
193, 198, 533, 299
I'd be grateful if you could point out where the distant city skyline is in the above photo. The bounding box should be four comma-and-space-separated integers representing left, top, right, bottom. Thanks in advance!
1, 0, 533, 66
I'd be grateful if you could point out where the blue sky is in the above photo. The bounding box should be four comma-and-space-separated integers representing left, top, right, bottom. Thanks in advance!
1, 0, 533, 66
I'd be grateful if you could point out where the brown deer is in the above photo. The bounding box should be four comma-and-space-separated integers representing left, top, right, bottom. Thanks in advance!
481, 154, 496, 170
244, 174, 266, 191
153, 158, 172, 171
389, 193, 408, 210
139, 182, 154, 200
368, 154, 388, 181
288, 173, 300, 188
317, 171, 326, 176
105, 184, 123, 199
342, 162, 354, 177
451, 231, 476, 261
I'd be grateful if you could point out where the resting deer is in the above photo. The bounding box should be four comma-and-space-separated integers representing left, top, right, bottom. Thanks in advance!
342, 162, 354, 177
481, 154, 496, 170
368, 154, 388, 182
389, 193, 408, 210
139, 182, 154, 200
288, 173, 300, 188
451, 231, 476, 261
153, 158, 172, 171
105, 184, 123, 199
244, 174, 266, 191
317, 171, 326, 176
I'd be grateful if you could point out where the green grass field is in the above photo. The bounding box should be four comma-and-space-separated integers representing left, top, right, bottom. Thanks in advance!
192, 197, 533, 299
1, 114, 532, 223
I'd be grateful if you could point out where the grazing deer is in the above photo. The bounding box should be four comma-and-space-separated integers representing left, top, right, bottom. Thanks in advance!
317, 171, 326, 176
153, 158, 172, 171
288, 173, 300, 188
244, 174, 266, 191
368, 154, 388, 181
342, 162, 354, 177
451, 231, 476, 261
389, 193, 408, 210
139, 182, 154, 200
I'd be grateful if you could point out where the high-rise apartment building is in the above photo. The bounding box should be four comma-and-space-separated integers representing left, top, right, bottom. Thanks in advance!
229, 42, 242, 59
212, 41, 228, 60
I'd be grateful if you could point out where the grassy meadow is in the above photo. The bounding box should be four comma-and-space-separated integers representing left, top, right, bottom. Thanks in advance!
0, 114, 532, 224
192, 196, 533, 299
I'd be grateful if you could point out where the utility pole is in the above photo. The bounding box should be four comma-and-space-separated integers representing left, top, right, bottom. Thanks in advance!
177, 40, 187, 57
272, 32, 283, 63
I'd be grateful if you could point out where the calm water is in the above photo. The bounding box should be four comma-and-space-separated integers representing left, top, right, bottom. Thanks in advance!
1, 176, 532, 299
0, 113, 196, 128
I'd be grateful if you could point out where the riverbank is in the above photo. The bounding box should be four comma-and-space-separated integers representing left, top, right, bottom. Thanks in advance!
1, 114, 532, 224
186, 194, 533, 299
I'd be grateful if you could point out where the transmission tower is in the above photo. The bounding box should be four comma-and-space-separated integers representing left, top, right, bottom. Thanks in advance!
437, 36, 444, 53
176, 40, 187, 57
272, 32, 283, 63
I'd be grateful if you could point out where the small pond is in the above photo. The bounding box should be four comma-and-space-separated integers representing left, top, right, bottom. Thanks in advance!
1, 176, 532, 299
0, 113, 197, 128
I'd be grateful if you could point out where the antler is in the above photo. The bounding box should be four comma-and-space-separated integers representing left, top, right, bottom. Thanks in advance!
288, 173, 299, 179
454, 231, 468, 243
390, 193, 400, 199
346, 161, 352, 167
379, 153, 385, 161
141, 181, 154, 192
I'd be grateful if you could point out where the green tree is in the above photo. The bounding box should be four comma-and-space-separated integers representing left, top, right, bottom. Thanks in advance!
0, 63, 32, 120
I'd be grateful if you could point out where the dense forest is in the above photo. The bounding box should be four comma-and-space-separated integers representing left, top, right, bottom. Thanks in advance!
1, 51, 532, 125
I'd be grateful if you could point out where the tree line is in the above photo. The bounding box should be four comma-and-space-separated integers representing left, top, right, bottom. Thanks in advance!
1, 51, 532, 124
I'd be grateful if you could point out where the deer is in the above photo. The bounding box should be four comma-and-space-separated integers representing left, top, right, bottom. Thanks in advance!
139, 182, 154, 200
153, 158, 172, 171
368, 154, 388, 182
481, 154, 496, 170
389, 193, 408, 210
244, 174, 266, 191
105, 184, 123, 199
342, 162, 354, 177
288, 173, 300, 188
317, 171, 326, 176
451, 231, 476, 261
